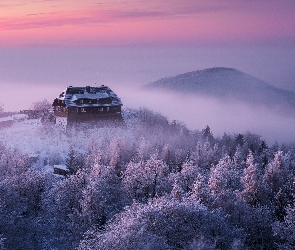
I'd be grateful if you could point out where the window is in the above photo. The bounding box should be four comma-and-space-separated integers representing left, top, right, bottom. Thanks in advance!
80, 99, 84, 104
81, 108, 86, 112
98, 107, 103, 112
106, 107, 110, 112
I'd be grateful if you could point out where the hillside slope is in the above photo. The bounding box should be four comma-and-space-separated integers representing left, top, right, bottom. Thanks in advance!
147, 67, 295, 111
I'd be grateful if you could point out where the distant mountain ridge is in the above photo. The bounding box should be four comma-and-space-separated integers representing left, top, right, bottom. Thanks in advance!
147, 67, 295, 112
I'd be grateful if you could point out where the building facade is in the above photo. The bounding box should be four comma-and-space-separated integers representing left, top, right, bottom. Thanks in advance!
52, 85, 123, 126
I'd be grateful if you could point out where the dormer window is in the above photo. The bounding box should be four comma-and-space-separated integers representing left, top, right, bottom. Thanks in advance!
80, 99, 84, 104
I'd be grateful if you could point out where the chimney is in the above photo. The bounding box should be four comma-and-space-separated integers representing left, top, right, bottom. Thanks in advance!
86, 86, 90, 93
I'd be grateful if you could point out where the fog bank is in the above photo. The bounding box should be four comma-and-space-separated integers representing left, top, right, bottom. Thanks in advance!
1, 81, 295, 144
1, 46, 295, 144
120, 86, 295, 144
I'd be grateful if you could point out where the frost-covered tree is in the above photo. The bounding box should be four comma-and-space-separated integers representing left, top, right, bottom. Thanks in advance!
170, 181, 185, 201
0, 103, 4, 113
79, 221, 170, 250
257, 140, 270, 168
233, 144, 246, 170
122, 153, 171, 202
190, 141, 219, 170
83, 140, 101, 170
208, 154, 238, 194
136, 137, 153, 162
262, 150, 292, 220
241, 132, 262, 154
243, 206, 275, 250
80, 164, 123, 228
78, 197, 245, 250
202, 125, 214, 145
263, 151, 288, 197
108, 137, 123, 174
190, 173, 210, 205
31, 99, 52, 111
0, 170, 53, 250
66, 146, 85, 174
273, 205, 295, 249
41, 170, 86, 250
0, 149, 31, 180
239, 151, 264, 207
169, 160, 200, 193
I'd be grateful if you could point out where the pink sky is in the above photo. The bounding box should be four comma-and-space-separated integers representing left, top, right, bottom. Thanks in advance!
1, 0, 295, 47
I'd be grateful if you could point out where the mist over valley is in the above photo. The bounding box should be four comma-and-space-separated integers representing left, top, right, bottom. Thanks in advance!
1, 59, 295, 144
141, 67, 295, 143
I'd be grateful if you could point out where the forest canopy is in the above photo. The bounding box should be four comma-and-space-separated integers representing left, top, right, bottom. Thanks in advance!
0, 108, 295, 249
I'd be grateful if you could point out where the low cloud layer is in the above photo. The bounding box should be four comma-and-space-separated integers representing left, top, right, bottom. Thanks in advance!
1, 47, 295, 144
1, 81, 295, 144
119, 86, 295, 144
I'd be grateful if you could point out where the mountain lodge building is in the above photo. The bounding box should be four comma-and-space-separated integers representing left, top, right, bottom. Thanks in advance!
52, 85, 123, 126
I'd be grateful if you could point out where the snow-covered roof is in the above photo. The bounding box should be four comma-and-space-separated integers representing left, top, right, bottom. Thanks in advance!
54, 85, 123, 107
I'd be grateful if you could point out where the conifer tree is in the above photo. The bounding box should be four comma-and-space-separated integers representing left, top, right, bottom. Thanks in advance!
240, 151, 263, 207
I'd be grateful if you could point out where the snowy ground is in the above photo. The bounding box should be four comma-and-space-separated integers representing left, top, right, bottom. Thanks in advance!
0, 112, 134, 168
0, 117, 70, 164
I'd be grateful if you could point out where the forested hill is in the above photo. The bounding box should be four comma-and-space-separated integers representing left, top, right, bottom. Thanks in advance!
147, 67, 295, 112
1, 108, 295, 249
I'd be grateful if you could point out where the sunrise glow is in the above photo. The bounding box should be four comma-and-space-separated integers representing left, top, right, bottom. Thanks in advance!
1, 0, 295, 47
